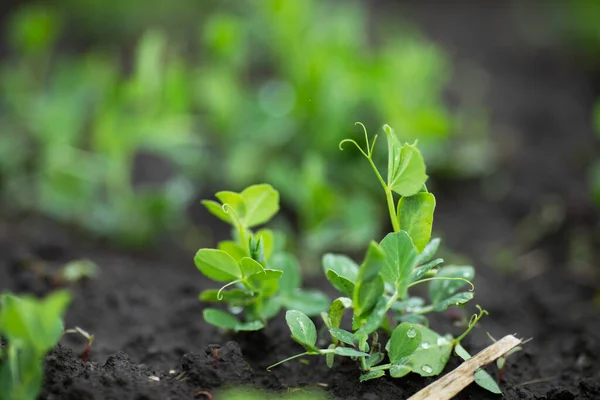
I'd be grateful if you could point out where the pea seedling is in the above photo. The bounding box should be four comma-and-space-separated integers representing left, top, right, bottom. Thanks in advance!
196, 184, 329, 331
0, 291, 71, 400
269, 124, 499, 394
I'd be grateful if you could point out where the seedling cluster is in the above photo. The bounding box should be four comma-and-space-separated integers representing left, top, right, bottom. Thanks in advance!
198, 123, 500, 393
196, 184, 329, 331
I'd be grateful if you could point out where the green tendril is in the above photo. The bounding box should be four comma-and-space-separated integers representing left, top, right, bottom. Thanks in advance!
407, 277, 475, 292
454, 305, 488, 343
217, 279, 241, 300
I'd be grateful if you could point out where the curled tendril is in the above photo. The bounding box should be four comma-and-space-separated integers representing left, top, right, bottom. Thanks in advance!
455, 305, 489, 344
339, 139, 368, 158
221, 203, 244, 228
339, 122, 377, 159
217, 279, 241, 300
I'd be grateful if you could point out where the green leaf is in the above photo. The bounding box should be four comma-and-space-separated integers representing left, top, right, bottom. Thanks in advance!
0, 291, 71, 352
397, 192, 436, 252
326, 344, 335, 368
359, 370, 385, 382
199, 289, 255, 306
366, 352, 384, 368
388, 323, 422, 363
353, 274, 384, 319
248, 269, 283, 281
217, 241, 247, 262
384, 126, 428, 197
203, 308, 264, 332
329, 328, 356, 346
390, 363, 412, 378
455, 343, 502, 394
202, 200, 232, 224
239, 257, 265, 278
353, 242, 386, 319
355, 296, 387, 336
334, 347, 369, 357
202, 308, 240, 330
282, 290, 330, 316
379, 231, 417, 297
416, 238, 441, 265
255, 229, 274, 259
399, 325, 453, 377
428, 265, 474, 304
432, 292, 474, 312
410, 258, 443, 283
322, 253, 359, 283
285, 310, 317, 351
328, 297, 352, 329
195, 249, 242, 282
215, 190, 245, 217
240, 184, 279, 227
270, 252, 300, 296
325, 270, 355, 297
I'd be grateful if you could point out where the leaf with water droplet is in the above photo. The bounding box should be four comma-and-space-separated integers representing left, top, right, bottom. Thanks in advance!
410, 258, 444, 283
397, 192, 436, 252
379, 231, 417, 298
415, 237, 441, 265
388, 322, 422, 363
399, 324, 453, 377
390, 363, 412, 378
329, 328, 356, 347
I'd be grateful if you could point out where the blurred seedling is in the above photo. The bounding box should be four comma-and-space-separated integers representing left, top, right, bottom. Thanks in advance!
54, 259, 99, 286
268, 124, 500, 393
0, 291, 71, 400
196, 184, 329, 331
486, 332, 531, 383
63, 326, 95, 363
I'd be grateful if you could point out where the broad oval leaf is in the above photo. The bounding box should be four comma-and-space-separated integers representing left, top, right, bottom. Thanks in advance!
240, 184, 279, 227
218, 241, 247, 262
326, 270, 355, 297
322, 253, 359, 283
248, 269, 283, 281
240, 257, 265, 278
400, 325, 454, 377
329, 328, 356, 346
432, 292, 474, 312
203, 308, 239, 330
388, 322, 422, 363
235, 320, 265, 331
397, 192, 436, 252
390, 363, 412, 378
366, 352, 385, 368
202, 200, 232, 224
385, 126, 428, 197
285, 310, 317, 350
379, 231, 417, 297
334, 347, 369, 357
428, 265, 474, 304
215, 190, 245, 218
357, 241, 386, 282
195, 249, 242, 282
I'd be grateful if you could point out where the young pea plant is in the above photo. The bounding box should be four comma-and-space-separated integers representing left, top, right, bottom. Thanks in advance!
270, 124, 499, 394
0, 291, 71, 400
196, 184, 329, 332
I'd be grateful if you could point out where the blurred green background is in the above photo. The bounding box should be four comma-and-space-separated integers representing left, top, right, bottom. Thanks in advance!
1, 0, 598, 261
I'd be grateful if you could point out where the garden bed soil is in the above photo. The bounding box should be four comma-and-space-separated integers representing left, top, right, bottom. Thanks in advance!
2, 1, 600, 399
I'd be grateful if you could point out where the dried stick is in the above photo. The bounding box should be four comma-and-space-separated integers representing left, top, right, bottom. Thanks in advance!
408, 335, 522, 400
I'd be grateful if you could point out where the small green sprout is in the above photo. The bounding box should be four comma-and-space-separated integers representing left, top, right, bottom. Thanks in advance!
63, 326, 95, 363
196, 184, 329, 331
0, 290, 71, 400
55, 259, 99, 285
270, 124, 499, 393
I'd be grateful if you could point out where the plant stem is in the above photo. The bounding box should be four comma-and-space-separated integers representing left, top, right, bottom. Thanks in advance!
369, 363, 392, 371
366, 157, 399, 232
266, 352, 309, 371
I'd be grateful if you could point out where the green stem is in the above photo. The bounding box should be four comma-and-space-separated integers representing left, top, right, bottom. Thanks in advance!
369, 363, 392, 372
454, 306, 488, 344
366, 157, 399, 232
267, 352, 310, 371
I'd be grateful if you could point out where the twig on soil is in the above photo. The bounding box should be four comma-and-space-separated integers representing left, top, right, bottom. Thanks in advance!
407, 335, 522, 400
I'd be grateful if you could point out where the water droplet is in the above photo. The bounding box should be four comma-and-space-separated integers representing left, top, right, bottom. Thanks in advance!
437, 337, 449, 346
407, 328, 417, 338
463, 272, 470, 278
440, 355, 449, 364
421, 365, 433, 374
421, 341, 430, 349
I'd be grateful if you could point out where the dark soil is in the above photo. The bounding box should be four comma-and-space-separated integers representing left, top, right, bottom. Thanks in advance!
2, 1, 600, 399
